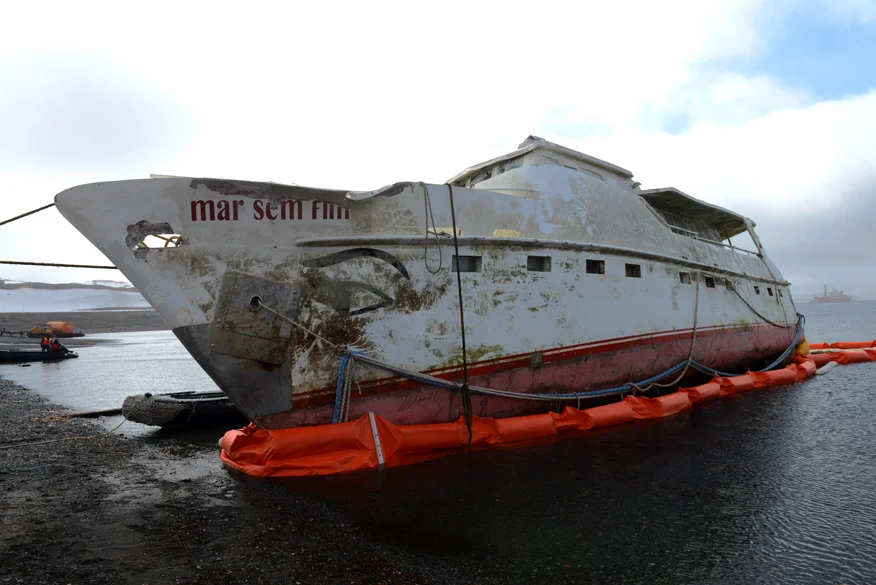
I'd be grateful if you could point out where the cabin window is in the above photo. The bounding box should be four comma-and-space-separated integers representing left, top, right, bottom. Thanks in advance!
586, 259, 605, 274
526, 256, 551, 272
625, 263, 641, 278
768, 287, 774, 296
778, 288, 784, 297
725, 280, 734, 291
754, 286, 760, 295
452, 255, 482, 273
679, 272, 691, 284
705, 276, 715, 288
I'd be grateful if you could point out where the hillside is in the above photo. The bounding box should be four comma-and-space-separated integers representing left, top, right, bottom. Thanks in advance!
0, 279, 150, 312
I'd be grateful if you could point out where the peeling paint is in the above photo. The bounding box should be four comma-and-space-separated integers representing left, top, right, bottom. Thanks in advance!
126, 220, 177, 250
54, 137, 799, 424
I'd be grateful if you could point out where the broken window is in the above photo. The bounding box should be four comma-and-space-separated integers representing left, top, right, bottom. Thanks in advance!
127, 220, 183, 250
679, 272, 692, 284
135, 234, 184, 249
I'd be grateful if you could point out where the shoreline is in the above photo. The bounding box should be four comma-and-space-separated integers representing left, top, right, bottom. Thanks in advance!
0, 310, 167, 336
0, 377, 428, 584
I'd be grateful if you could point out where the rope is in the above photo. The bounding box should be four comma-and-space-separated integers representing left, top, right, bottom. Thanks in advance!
255, 297, 353, 424
689, 313, 805, 378
1, 203, 118, 270
731, 285, 795, 328
338, 310, 804, 406
0, 416, 126, 450
343, 361, 353, 422
251, 266, 803, 412
332, 354, 354, 423
447, 184, 473, 443
349, 351, 680, 402
256, 300, 344, 351
0, 260, 118, 270
422, 182, 445, 275
625, 278, 701, 393
0, 203, 56, 227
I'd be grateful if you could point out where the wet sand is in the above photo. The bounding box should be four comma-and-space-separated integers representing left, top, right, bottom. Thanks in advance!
0, 310, 167, 336
0, 378, 427, 584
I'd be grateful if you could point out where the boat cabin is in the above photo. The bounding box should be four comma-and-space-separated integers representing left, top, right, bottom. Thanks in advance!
638, 187, 750, 244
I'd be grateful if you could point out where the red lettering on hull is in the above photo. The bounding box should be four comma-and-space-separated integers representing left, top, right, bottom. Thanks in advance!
192, 199, 350, 221
311, 200, 350, 220
192, 199, 246, 221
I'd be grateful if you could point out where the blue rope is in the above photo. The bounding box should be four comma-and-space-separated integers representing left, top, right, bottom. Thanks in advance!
690, 313, 805, 378
331, 354, 352, 423
528, 360, 690, 401
331, 313, 805, 419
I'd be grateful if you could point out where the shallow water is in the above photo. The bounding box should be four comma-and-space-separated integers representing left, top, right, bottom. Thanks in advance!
0, 330, 218, 435
796, 299, 876, 343
3, 302, 876, 583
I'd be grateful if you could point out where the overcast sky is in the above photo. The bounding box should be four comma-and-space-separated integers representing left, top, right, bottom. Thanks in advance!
1, 0, 874, 298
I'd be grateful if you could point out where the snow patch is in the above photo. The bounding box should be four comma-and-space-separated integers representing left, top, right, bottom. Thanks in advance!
0, 288, 150, 312
83, 280, 135, 289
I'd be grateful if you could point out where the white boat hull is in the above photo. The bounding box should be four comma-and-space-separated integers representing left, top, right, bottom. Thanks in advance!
54, 138, 800, 428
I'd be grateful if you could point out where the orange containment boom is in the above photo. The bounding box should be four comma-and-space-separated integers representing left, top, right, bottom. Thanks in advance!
219, 342, 876, 478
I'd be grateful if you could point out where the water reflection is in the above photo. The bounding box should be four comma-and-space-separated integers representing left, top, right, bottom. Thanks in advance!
2, 306, 876, 583
264, 371, 875, 584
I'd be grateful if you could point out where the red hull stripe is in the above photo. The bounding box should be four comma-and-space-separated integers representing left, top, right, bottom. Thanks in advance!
290, 321, 794, 407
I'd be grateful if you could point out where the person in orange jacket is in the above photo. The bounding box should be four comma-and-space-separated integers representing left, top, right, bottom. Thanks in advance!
50, 338, 62, 352
40, 335, 51, 352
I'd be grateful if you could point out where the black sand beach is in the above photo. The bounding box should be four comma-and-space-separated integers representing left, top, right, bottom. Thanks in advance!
0, 378, 429, 584
0, 311, 430, 584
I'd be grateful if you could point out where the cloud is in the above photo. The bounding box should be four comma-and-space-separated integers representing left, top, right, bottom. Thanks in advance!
0, 0, 874, 293
0, 54, 195, 173
557, 89, 876, 297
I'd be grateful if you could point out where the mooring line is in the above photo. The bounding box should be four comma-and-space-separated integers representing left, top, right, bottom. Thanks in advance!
447, 184, 474, 444
0, 260, 118, 270
0, 203, 56, 227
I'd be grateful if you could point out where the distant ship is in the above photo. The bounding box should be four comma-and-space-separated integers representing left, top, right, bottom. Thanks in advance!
814, 285, 851, 303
